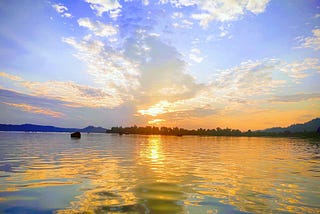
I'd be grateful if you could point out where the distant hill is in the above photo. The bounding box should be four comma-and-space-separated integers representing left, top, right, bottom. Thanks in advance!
1, 118, 319, 135
0, 124, 106, 133
261, 118, 320, 133
80, 125, 106, 133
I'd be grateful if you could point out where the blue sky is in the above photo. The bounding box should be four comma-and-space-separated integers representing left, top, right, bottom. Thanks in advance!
0, 0, 319, 130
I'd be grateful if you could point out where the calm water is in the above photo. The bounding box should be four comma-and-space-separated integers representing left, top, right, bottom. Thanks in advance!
0, 133, 319, 213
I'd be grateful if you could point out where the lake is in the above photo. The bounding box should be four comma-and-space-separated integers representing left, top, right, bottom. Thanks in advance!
0, 132, 319, 213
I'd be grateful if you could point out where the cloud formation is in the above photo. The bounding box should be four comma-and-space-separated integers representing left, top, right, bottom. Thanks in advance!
297, 28, 320, 51
189, 48, 204, 63
279, 58, 320, 82
0, 72, 23, 81
52, 3, 72, 18
186, 0, 270, 27
2, 102, 64, 118
22, 81, 120, 108
137, 57, 318, 120
270, 93, 320, 103
85, 0, 121, 17
62, 37, 141, 105
1, 73, 123, 108
148, 118, 166, 125
78, 18, 118, 37
1, 0, 319, 129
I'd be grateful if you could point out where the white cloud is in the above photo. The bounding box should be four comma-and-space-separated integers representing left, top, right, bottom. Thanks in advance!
138, 57, 319, 118
63, 13, 72, 18
22, 80, 122, 108
159, 0, 197, 7
135, 37, 202, 104
52, 3, 72, 18
62, 37, 141, 102
191, 13, 211, 27
149, 33, 160, 37
297, 28, 320, 51
138, 59, 281, 117
142, 0, 149, 6
138, 59, 315, 116
189, 54, 203, 63
218, 24, 231, 38
315, 14, 320, 18
172, 19, 194, 29
109, 8, 121, 20
246, 0, 270, 14
0, 33, 142, 109
1, 70, 126, 108
162, 0, 270, 27
85, 0, 121, 17
172, 12, 183, 19
182, 19, 193, 27
279, 58, 320, 82
189, 48, 203, 63
52, 3, 67, 13
78, 18, 118, 37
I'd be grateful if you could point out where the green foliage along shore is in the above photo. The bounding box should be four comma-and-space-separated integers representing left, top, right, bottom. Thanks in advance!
106, 125, 320, 138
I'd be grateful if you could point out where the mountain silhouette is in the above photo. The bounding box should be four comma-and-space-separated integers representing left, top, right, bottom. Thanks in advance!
0, 124, 106, 133
261, 118, 320, 133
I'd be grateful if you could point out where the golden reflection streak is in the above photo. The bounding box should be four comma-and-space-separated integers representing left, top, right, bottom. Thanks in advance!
134, 136, 320, 213
1, 136, 318, 213
140, 136, 163, 163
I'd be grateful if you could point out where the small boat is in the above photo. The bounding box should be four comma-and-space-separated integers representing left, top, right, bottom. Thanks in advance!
71, 132, 81, 138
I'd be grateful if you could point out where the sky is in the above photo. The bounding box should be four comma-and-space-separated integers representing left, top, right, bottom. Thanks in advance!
0, 0, 319, 130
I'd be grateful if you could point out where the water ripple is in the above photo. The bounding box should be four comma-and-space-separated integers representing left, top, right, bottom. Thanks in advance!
0, 133, 319, 213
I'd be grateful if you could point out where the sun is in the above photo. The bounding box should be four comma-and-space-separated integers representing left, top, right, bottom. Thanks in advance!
138, 101, 171, 116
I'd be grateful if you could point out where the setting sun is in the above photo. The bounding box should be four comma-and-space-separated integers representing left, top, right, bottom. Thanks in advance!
0, 1, 319, 213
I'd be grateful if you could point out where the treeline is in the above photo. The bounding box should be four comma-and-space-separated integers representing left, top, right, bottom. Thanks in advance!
106, 125, 320, 138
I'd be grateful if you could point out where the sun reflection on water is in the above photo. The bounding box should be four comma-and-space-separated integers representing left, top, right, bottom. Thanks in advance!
140, 136, 164, 163
0, 133, 319, 213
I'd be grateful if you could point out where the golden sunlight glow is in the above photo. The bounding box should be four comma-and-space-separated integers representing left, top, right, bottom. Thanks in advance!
148, 119, 165, 125
139, 136, 164, 165
147, 137, 163, 162
138, 100, 171, 116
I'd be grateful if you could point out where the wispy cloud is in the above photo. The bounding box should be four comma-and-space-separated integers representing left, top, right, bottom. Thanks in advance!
85, 0, 121, 17
0, 72, 23, 81
21, 81, 120, 108
148, 118, 165, 125
62, 37, 141, 103
2, 102, 64, 118
279, 58, 320, 82
52, 3, 72, 18
270, 93, 320, 103
138, 58, 317, 119
189, 48, 203, 63
172, 19, 194, 29
78, 18, 118, 37
188, 0, 270, 27
137, 56, 319, 124
1, 72, 123, 108
296, 28, 320, 50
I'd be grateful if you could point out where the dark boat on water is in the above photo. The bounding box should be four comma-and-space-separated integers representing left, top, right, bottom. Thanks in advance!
71, 132, 81, 138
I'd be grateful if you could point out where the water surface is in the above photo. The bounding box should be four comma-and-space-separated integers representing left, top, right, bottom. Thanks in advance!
0, 132, 319, 213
